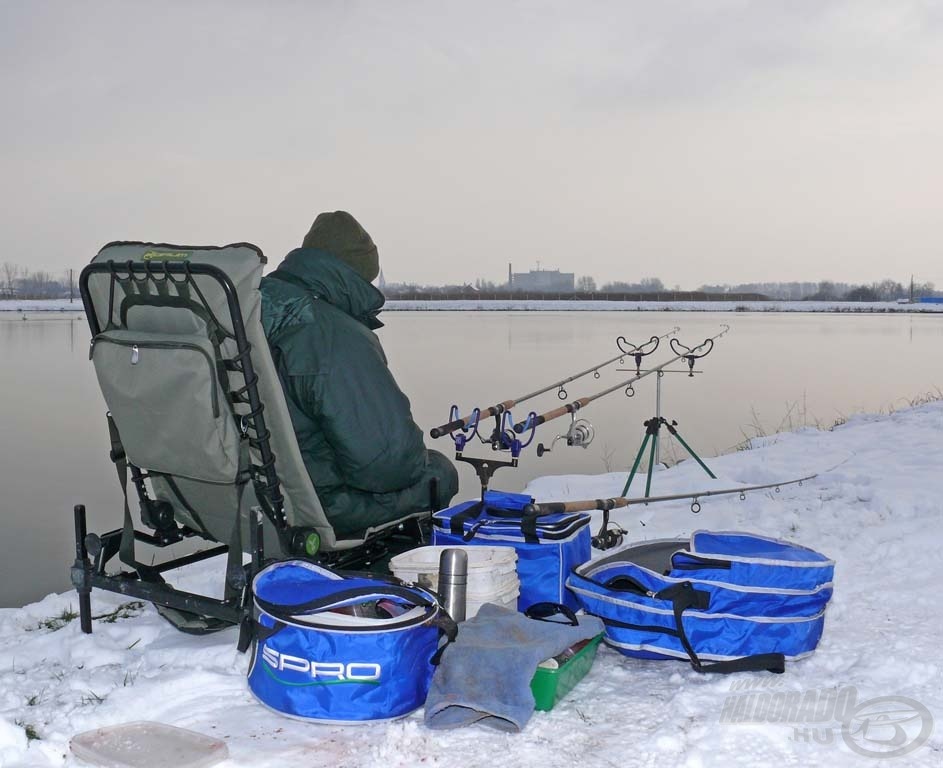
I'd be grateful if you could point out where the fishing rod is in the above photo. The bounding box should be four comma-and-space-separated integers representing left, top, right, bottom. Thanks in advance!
523, 470, 817, 550
428, 326, 680, 439
513, 325, 729, 434
522, 471, 816, 516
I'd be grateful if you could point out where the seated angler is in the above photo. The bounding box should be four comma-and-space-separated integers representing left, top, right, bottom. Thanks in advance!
260, 211, 459, 538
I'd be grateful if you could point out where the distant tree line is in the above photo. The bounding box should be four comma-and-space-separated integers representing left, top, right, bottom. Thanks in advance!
384, 275, 938, 301
5, 259, 935, 302
697, 279, 937, 301
1, 262, 77, 299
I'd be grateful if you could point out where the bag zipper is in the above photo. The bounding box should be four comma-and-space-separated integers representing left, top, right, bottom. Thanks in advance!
90, 336, 220, 417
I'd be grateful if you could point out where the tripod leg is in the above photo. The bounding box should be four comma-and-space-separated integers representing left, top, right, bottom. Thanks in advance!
621, 434, 651, 497
670, 428, 717, 479
644, 429, 659, 497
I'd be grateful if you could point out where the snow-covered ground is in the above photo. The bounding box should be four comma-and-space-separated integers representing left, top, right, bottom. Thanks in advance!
0, 300, 84, 313
3, 298, 943, 314
1, 403, 941, 766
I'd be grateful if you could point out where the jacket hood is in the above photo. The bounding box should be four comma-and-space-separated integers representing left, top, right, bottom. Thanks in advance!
269, 248, 385, 329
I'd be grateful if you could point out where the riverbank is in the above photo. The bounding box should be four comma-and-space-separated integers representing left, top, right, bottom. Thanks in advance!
3, 298, 943, 314
2, 401, 941, 766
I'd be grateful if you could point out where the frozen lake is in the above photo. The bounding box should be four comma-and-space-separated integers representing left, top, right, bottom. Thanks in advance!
1, 309, 941, 607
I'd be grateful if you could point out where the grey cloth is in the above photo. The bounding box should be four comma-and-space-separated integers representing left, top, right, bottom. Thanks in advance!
424, 603, 605, 732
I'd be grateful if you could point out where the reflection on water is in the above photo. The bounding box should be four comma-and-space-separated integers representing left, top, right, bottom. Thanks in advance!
0, 311, 940, 607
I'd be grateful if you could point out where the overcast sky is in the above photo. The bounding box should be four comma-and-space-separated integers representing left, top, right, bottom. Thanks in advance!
2, 1, 941, 288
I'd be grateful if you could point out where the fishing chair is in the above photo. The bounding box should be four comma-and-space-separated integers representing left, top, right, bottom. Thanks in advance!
71, 241, 432, 636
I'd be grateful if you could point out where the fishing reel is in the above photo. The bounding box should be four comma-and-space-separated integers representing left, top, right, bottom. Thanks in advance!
494, 410, 537, 457
536, 414, 595, 457
591, 527, 625, 550
591, 510, 626, 550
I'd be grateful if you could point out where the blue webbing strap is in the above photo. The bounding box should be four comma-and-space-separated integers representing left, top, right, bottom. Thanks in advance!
656, 581, 786, 675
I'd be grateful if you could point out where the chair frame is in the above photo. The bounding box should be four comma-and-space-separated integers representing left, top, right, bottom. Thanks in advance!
71, 254, 430, 636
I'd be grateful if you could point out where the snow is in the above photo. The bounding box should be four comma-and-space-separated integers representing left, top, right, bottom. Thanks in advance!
3, 298, 943, 314
2, 403, 942, 766
0, 300, 83, 313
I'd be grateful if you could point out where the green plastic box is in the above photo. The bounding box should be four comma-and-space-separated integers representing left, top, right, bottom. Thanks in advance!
530, 634, 604, 711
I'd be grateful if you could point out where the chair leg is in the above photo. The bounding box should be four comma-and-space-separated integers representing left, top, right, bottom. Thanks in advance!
71, 505, 94, 634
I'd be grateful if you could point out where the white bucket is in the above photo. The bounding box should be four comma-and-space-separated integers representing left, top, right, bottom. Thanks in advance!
389, 545, 519, 619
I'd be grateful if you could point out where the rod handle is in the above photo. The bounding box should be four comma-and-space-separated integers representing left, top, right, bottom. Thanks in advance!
525, 497, 629, 514
515, 405, 568, 433
430, 418, 467, 439
430, 401, 514, 438
514, 413, 545, 433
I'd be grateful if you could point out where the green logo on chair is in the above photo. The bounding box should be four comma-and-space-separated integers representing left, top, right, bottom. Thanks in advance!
142, 250, 191, 261
304, 531, 321, 557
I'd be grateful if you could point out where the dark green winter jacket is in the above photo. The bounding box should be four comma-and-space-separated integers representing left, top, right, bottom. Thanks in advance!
260, 248, 456, 537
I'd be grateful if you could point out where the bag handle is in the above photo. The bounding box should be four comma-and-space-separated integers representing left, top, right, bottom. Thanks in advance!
450, 501, 484, 535
568, 567, 651, 597
655, 581, 785, 675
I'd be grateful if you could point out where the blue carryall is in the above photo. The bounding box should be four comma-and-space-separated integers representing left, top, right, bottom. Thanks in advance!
248, 561, 455, 723
432, 490, 592, 611
567, 531, 835, 674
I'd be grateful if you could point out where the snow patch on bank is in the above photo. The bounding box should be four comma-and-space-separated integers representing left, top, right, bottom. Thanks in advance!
384, 299, 943, 313
1, 404, 942, 766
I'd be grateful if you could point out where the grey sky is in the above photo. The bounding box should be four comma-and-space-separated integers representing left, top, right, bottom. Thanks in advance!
2, 0, 941, 288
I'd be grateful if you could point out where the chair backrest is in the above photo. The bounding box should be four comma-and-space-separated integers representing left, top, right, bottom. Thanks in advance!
82, 241, 344, 552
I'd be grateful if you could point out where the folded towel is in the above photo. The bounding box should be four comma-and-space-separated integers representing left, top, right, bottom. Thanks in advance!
424, 603, 604, 732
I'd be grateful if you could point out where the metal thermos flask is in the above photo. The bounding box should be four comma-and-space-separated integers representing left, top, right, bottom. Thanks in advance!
438, 548, 468, 622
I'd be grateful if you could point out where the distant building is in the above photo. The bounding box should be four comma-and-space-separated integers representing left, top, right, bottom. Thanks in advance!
508, 263, 575, 292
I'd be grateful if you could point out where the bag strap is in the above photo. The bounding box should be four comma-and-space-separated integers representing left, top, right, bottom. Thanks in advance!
448, 501, 550, 544
450, 501, 484, 535
254, 583, 437, 621
429, 612, 459, 666
655, 581, 785, 675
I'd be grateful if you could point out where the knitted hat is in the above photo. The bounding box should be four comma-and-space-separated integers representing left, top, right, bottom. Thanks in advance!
301, 211, 380, 283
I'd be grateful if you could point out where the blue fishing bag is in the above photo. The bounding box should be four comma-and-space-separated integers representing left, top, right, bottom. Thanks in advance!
567, 531, 835, 674
248, 561, 454, 722
432, 491, 592, 611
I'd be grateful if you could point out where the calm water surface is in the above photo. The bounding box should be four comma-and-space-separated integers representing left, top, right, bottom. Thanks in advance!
1, 311, 940, 606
